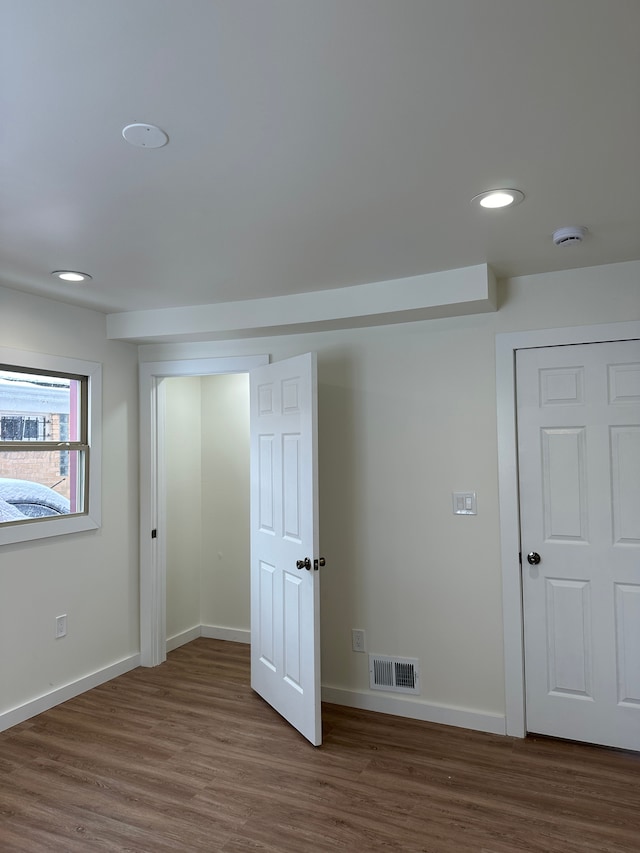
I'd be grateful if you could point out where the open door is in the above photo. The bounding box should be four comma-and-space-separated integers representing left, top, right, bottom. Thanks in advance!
249, 352, 322, 745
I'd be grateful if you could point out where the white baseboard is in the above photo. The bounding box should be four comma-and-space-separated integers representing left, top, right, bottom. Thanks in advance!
321, 685, 506, 736
0, 654, 141, 734
201, 624, 250, 644
1, 640, 503, 738
166, 624, 251, 653
166, 625, 202, 652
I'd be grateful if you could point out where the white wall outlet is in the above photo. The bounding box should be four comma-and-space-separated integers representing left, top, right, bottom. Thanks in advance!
55, 614, 67, 638
352, 628, 366, 653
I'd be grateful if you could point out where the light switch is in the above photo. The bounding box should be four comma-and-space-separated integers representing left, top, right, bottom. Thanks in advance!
453, 492, 477, 515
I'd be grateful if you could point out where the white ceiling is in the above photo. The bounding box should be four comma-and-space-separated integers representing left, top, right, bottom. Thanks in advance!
3, 0, 639, 317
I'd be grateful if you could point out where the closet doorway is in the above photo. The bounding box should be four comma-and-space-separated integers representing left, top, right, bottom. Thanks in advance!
139, 355, 268, 667
164, 373, 250, 651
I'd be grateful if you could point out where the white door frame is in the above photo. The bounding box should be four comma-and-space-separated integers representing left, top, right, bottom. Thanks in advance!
496, 319, 640, 737
139, 355, 269, 667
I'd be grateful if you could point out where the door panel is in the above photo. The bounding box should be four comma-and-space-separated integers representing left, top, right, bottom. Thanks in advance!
611, 427, 640, 544
250, 353, 321, 746
518, 339, 640, 750
541, 427, 587, 540
544, 578, 593, 698
283, 572, 303, 690
282, 434, 302, 541
615, 583, 640, 705
258, 560, 276, 669
258, 435, 275, 533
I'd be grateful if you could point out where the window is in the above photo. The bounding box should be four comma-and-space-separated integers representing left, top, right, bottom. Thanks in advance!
0, 348, 101, 545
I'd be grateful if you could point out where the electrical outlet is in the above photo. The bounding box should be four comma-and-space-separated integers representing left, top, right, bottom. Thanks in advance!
352, 628, 366, 653
55, 614, 67, 639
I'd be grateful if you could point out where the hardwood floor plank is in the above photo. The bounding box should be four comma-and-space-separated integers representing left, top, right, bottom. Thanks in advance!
1, 638, 639, 852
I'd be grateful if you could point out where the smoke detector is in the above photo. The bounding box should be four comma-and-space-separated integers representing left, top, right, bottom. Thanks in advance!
553, 226, 587, 246
122, 123, 169, 148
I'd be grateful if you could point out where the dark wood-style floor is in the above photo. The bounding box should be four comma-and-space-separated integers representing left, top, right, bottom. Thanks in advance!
1, 639, 638, 852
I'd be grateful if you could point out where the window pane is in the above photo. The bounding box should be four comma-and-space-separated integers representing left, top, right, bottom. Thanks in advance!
0, 450, 86, 519
0, 349, 100, 543
0, 369, 82, 443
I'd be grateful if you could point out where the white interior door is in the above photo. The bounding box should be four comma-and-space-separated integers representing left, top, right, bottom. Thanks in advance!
249, 352, 322, 746
517, 339, 640, 750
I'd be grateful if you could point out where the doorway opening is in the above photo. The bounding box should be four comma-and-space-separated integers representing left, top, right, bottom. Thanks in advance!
140, 351, 323, 745
139, 355, 268, 667
164, 373, 250, 652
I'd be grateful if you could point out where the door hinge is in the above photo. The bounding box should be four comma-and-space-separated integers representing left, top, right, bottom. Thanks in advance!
151, 529, 157, 539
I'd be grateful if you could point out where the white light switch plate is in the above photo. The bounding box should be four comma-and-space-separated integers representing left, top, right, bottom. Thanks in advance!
452, 492, 477, 515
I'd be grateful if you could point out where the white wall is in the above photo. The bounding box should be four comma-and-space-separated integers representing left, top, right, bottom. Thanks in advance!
200, 374, 250, 631
140, 260, 640, 722
2, 260, 636, 731
164, 374, 250, 640
0, 284, 139, 722
165, 376, 202, 639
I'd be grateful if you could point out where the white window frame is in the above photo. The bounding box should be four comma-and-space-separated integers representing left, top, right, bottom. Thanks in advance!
0, 347, 101, 545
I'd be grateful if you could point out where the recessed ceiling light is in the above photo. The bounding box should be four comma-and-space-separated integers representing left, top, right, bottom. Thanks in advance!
471, 189, 525, 209
51, 270, 92, 282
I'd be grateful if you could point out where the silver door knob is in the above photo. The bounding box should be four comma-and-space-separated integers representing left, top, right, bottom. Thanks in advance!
296, 557, 312, 570
527, 552, 541, 565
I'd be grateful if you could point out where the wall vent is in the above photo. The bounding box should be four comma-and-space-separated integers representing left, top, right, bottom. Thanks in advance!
369, 654, 420, 694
